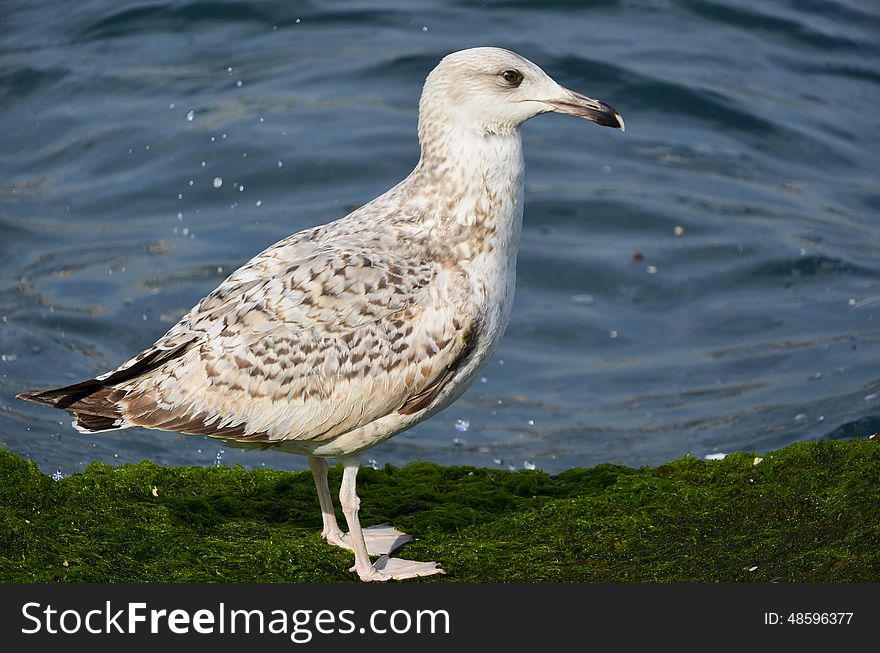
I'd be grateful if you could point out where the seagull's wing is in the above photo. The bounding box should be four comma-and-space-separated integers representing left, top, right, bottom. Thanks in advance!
24, 227, 478, 444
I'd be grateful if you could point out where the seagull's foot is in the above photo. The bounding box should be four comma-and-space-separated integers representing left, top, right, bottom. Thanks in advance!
338, 523, 413, 556
320, 526, 348, 550
352, 556, 446, 582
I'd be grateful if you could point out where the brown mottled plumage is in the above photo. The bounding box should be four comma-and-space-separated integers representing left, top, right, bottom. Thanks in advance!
19, 47, 623, 581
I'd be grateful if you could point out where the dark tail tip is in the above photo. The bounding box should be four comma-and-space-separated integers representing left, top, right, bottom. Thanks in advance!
17, 384, 125, 432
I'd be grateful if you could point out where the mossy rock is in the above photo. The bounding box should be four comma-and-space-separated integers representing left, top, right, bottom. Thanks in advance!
1, 439, 878, 582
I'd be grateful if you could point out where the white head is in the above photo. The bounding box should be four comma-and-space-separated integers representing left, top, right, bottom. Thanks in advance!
418, 47, 624, 138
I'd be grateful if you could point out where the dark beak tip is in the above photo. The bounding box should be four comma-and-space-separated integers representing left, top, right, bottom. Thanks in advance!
549, 97, 625, 132
587, 109, 626, 133
601, 112, 625, 132
597, 102, 625, 132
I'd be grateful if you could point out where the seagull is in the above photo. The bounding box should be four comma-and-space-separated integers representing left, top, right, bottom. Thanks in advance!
18, 47, 624, 581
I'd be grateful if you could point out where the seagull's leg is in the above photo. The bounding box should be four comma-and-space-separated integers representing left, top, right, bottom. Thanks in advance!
338, 456, 382, 581
338, 456, 445, 582
310, 455, 411, 555
308, 456, 346, 547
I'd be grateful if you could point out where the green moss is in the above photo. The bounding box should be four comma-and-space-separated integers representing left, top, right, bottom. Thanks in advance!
1, 439, 878, 582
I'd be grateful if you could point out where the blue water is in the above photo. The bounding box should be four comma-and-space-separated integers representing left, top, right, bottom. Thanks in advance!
2, 0, 879, 476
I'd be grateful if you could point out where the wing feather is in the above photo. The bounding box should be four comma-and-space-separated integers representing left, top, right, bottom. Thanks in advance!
103, 229, 476, 444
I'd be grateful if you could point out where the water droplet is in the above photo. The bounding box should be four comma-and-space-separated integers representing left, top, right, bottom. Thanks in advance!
527, 419, 534, 426
295, 18, 301, 24
227, 66, 233, 73
255, 200, 262, 207
213, 177, 223, 188
454, 418, 470, 432
277, 160, 283, 168
238, 185, 245, 192
674, 225, 685, 236
646, 265, 658, 274
571, 294, 594, 306
236, 80, 242, 87
421, 25, 428, 32
182, 227, 189, 236
201, 161, 207, 167
186, 110, 195, 122
609, 330, 619, 338
188, 180, 194, 186
169, 103, 175, 109
217, 266, 224, 274
176, 212, 183, 220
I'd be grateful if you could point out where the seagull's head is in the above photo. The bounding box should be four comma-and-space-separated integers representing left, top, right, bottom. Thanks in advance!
419, 47, 624, 137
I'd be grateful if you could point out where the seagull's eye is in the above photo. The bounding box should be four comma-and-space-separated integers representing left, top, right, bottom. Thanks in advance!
500, 69, 523, 86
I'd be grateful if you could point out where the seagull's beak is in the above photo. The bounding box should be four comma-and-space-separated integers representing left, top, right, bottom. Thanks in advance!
546, 89, 625, 132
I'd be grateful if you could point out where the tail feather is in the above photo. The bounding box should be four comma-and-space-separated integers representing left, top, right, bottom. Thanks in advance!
17, 382, 126, 433
17, 339, 195, 434
18, 378, 106, 408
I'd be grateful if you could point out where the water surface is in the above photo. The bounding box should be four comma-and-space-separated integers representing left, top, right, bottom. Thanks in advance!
2, 0, 879, 475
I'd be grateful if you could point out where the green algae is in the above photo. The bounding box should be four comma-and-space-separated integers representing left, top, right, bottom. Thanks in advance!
1, 439, 878, 582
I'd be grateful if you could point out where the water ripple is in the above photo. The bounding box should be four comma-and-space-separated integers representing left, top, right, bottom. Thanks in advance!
2, 0, 878, 475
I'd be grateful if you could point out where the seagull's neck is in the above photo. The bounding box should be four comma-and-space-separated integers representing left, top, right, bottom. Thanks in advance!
396, 122, 525, 260
414, 122, 524, 196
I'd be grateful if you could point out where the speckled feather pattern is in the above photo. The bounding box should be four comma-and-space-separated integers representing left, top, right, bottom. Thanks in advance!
94, 100, 525, 456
